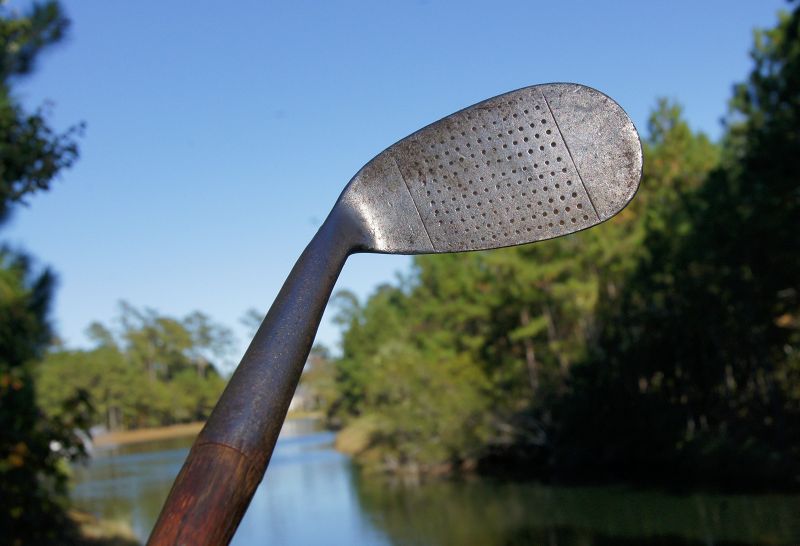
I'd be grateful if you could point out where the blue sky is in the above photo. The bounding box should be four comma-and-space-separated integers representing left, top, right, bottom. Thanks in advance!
5, 0, 787, 364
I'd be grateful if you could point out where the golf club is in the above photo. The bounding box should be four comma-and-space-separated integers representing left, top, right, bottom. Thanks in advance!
148, 83, 643, 546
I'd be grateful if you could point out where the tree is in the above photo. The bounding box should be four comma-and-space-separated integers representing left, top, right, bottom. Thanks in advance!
184, 310, 235, 376
297, 343, 338, 413
0, 2, 86, 541
240, 307, 264, 338
36, 347, 138, 431
555, 7, 800, 487
0, 2, 82, 222
38, 303, 232, 430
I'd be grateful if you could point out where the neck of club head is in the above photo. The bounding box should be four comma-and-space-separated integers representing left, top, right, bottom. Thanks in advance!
197, 202, 364, 457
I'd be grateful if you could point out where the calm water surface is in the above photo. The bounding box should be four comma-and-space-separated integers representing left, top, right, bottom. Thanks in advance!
71, 419, 800, 545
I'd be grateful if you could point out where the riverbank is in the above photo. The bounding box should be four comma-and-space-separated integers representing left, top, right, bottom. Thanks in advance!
69, 510, 139, 545
93, 422, 204, 447
92, 413, 324, 448
71, 419, 800, 546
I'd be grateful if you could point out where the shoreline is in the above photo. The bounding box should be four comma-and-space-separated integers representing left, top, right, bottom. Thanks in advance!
92, 413, 323, 448
92, 422, 205, 447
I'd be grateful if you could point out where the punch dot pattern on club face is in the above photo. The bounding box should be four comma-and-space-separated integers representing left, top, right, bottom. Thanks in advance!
390, 88, 599, 252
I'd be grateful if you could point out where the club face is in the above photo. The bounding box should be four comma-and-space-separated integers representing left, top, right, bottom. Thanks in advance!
337, 83, 643, 254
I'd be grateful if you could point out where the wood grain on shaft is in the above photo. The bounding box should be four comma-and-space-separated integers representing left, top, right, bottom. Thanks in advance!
148, 442, 262, 546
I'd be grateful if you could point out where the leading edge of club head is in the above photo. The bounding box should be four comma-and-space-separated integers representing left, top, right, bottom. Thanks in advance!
336, 83, 643, 254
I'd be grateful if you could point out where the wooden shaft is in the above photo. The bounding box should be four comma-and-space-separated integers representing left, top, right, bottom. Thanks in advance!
146, 443, 260, 545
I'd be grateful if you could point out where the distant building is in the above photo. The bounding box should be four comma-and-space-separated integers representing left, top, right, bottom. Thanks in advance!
288, 384, 313, 413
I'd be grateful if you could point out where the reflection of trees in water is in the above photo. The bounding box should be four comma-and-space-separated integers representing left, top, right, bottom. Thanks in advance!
72, 423, 329, 541
72, 435, 800, 545
350, 471, 800, 546
71, 437, 196, 541
72, 474, 165, 541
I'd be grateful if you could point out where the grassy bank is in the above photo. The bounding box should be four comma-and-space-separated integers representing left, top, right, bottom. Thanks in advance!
93, 422, 204, 447
69, 510, 140, 545
93, 413, 322, 448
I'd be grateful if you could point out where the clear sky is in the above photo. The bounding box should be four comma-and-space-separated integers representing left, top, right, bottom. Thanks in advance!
5, 0, 788, 364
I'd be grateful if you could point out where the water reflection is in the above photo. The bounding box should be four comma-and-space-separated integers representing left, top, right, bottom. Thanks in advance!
235, 422, 389, 546
71, 436, 192, 540
72, 419, 391, 545
355, 474, 800, 546
71, 420, 800, 545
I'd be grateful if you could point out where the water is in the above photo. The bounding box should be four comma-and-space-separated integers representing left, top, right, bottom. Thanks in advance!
71, 419, 800, 545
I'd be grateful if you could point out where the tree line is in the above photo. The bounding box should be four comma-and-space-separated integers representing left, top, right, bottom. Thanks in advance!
307, 7, 800, 489
36, 303, 234, 431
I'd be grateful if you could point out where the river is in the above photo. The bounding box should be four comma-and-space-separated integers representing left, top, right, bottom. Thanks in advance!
71, 419, 800, 545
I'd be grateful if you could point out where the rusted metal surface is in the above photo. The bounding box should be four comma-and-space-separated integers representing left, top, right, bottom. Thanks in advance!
148, 83, 642, 546
343, 83, 642, 253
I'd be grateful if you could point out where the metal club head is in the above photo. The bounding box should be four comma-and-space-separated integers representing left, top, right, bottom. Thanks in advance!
336, 83, 642, 254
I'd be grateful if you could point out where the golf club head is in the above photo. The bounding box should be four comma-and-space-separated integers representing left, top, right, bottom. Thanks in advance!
337, 83, 642, 254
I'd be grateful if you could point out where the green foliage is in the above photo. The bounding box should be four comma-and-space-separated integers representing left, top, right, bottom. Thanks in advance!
328, 275, 494, 470
325, 7, 800, 487
0, 1, 82, 223
0, 250, 92, 541
37, 347, 134, 429
297, 344, 339, 414
0, 2, 89, 541
365, 346, 491, 470
555, 6, 800, 488
37, 303, 232, 430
